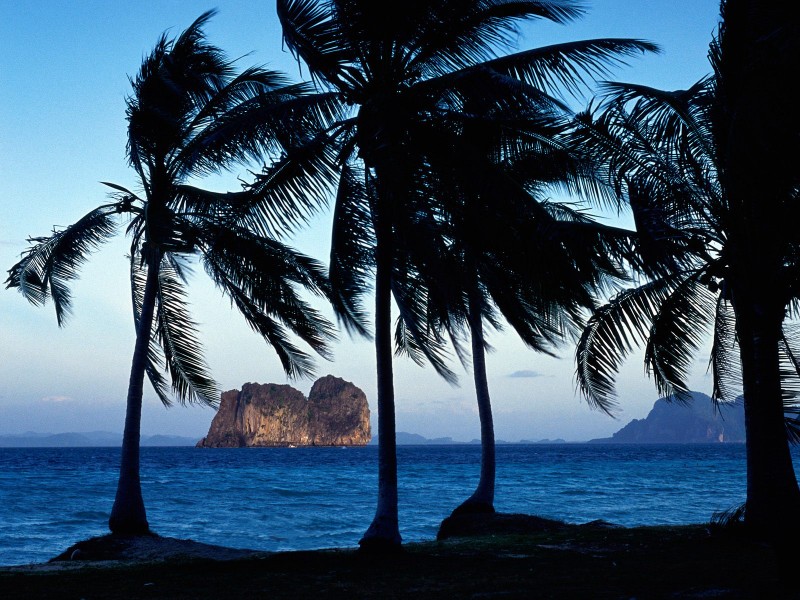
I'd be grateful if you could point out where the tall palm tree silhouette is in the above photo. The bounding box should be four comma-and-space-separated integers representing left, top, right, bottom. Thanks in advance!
7, 10, 338, 535
413, 101, 636, 517
275, 0, 656, 549
573, 0, 800, 541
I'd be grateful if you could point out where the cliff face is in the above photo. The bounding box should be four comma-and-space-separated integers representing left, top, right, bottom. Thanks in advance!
589, 392, 746, 444
197, 375, 371, 447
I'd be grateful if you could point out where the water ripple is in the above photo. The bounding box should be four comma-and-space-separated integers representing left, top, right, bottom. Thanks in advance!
0, 444, 790, 566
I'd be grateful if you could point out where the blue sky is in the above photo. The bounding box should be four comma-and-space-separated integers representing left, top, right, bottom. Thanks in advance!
0, 1, 723, 441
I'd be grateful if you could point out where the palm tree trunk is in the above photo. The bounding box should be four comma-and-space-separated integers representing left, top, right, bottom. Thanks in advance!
452, 292, 496, 515
734, 294, 800, 541
359, 205, 402, 551
716, 0, 800, 545
108, 255, 160, 534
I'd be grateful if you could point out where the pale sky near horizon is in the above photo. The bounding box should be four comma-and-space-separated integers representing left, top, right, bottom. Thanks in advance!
1, 1, 723, 442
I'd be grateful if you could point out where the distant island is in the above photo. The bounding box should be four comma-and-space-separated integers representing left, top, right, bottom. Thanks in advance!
0, 430, 567, 448
0, 391, 745, 448
197, 375, 371, 447
369, 433, 567, 445
0, 432, 198, 448
588, 392, 746, 444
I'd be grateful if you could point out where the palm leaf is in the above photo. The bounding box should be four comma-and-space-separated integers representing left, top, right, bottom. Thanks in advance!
227, 128, 342, 239
482, 39, 660, 101
179, 80, 340, 179
391, 263, 459, 385
197, 224, 338, 378
201, 257, 323, 380
576, 275, 688, 414
328, 163, 374, 338
709, 294, 741, 404
277, 0, 358, 90
779, 323, 800, 444
154, 255, 219, 406
643, 275, 716, 402
6, 206, 119, 326
413, 0, 587, 77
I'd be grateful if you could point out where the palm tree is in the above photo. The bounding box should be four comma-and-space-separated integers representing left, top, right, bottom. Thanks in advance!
412, 103, 638, 517
275, 0, 656, 549
449, 209, 635, 516
6, 10, 338, 535
572, 0, 800, 541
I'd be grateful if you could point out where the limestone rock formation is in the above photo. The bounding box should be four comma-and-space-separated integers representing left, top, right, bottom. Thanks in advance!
196, 375, 371, 447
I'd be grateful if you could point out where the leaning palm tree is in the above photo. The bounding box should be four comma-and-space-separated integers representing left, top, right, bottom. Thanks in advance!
275, 0, 656, 549
6, 10, 338, 535
443, 204, 634, 516
413, 104, 637, 517
572, 0, 800, 541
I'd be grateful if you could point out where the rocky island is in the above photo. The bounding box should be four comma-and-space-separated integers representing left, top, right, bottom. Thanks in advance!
589, 391, 746, 444
197, 375, 371, 447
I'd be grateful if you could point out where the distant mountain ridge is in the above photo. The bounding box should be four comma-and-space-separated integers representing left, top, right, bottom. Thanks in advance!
374, 432, 470, 445
1, 431, 564, 448
588, 392, 746, 444
3, 391, 742, 447
369, 433, 566, 445
0, 431, 198, 448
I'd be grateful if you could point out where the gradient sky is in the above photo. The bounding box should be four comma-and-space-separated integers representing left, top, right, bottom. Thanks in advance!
0, 1, 723, 441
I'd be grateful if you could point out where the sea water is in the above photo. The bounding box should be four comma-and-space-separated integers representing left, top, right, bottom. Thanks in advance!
1, 443, 796, 567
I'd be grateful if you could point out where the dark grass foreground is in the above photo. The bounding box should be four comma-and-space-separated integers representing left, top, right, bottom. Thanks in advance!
0, 514, 795, 599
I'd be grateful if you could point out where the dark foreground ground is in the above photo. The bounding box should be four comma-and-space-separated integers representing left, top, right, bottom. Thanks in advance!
0, 514, 795, 599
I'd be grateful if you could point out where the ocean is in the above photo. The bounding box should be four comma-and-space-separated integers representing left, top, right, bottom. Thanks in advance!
1, 443, 796, 567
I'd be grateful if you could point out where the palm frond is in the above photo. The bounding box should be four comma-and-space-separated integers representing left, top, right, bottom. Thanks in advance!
576, 275, 687, 414
197, 224, 338, 377
277, 0, 358, 89
179, 81, 343, 179
154, 256, 219, 406
779, 323, 800, 444
393, 315, 458, 385
391, 267, 459, 385
598, 78, 717, 171
643, 275, 716, 403
414, 0, 587, 77
483, 39, 660, 101
709, 294, 741, 404
328, 163, 374, 338
6, 206, 119, 326
202, 258, 323, 380
227, 128, 342, 239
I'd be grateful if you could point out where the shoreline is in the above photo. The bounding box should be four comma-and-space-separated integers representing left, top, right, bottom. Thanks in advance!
0, 515, 793, 598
